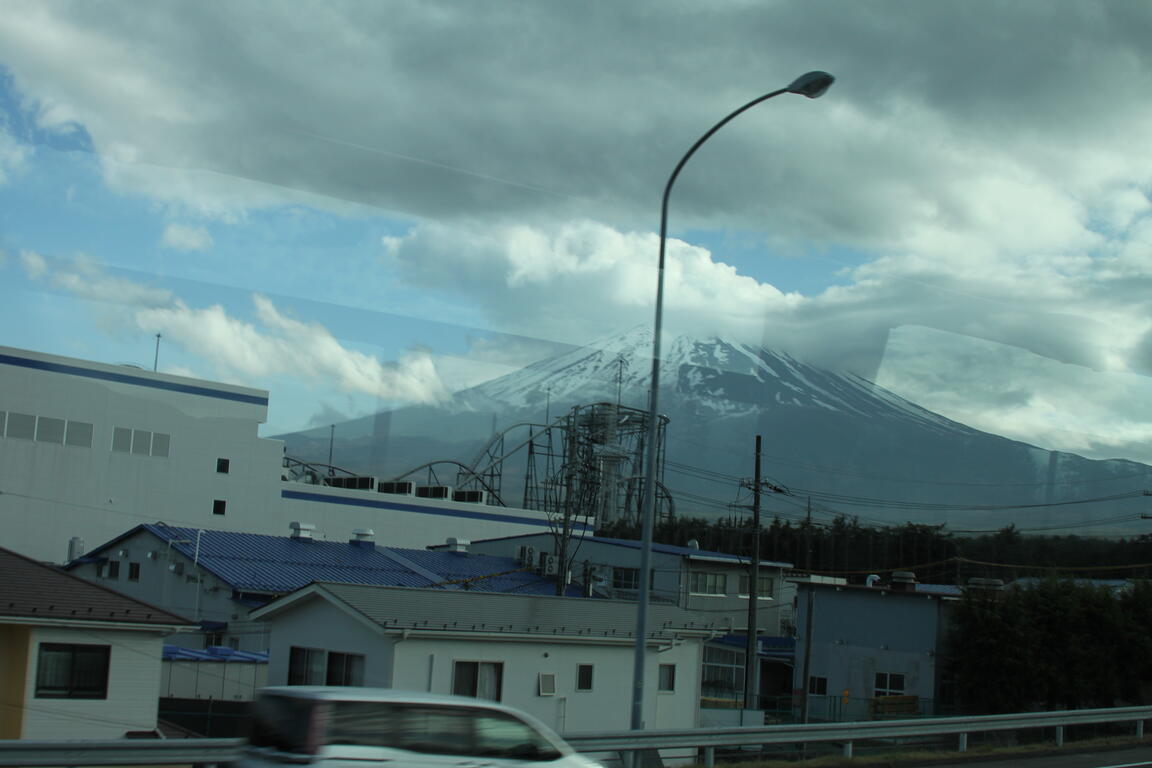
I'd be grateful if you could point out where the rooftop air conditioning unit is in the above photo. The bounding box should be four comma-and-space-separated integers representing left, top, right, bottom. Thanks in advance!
452, 490, 487, 504
378, 481, 415, 495
543, 555, 559, 577
415, 486, 452, 500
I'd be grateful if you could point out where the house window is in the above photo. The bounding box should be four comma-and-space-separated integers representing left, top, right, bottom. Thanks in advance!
288, 646, 364, 686
875, 672, 905, 697
658, 664, 676, 692
702, 646, 745, 702
453, 661, 503, 701
216, 458, 231, 473
689, 572, 726, 595
809, 676, 828, 695
738, 574, 776, 597
326, 651, 365, 686
106, 560, 120, 579
128, 562, 141, 581
213, 499, 227, 515
205, 631, 225, 648
576, 664, 594, 691
35, 643, 110, 699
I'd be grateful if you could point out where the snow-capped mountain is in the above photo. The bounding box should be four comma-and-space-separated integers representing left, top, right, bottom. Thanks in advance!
278, 329, 1152, 532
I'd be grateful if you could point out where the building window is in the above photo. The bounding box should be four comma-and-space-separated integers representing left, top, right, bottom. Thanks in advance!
658, 664, 676, 692
702, 646, 745, 703
327, 652, 365, 686
809, 676, 828, 695
612, 567, 638, 590
288, 646, 365, 686
6, 412, 35, 440
576, 664, 594, 691
0, 411, 5, 435
216, 458, 230, 473
106, 560, 120, 579
205, 631, 225, 648
35, 643, 110, 699
35, 416, 66, 443
738, 574, 776, 597
128, 562, 141, 581
65, 420, 93, 447
689, 571, 726, 595
875, 672, 905, 697
213, 499, 227, 515
151, 432, 170, 457
453, 661, 503, 701
111, 426, 132, 452
131, 429, 152, 455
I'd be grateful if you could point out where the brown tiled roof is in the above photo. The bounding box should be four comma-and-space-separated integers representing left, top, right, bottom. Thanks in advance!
0, 546, 194, 627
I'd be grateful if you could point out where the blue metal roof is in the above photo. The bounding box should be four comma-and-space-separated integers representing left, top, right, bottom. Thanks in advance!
163, 645, 268, 663
125, 524, 578, 596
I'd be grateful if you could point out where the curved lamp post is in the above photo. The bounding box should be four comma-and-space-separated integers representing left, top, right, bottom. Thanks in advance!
630, 70, 835, 731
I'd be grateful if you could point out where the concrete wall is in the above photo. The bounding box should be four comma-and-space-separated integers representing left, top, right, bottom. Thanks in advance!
21, 626, 166, 739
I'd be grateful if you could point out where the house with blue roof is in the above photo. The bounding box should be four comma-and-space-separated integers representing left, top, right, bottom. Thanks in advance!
67, 522, 580, 652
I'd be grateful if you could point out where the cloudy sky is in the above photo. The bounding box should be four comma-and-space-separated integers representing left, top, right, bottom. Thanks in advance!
1, 1, 1151, 465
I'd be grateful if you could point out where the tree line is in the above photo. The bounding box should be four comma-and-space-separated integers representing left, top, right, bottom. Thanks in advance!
597, 515, 1152, 583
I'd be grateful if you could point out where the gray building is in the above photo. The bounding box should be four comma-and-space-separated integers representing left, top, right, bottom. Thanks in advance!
793, 573, 959, 721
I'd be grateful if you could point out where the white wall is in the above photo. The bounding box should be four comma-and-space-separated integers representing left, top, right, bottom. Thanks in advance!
263, 599, 394, 688
22, 627, 166, 739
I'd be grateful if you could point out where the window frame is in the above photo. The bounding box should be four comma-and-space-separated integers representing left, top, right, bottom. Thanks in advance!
657, 663, 676, 693
35, 643, 111, 699
688, 571, 726, 595
576, 663, 594, 691
452, 660, 504, 701
874, 672, 906, 697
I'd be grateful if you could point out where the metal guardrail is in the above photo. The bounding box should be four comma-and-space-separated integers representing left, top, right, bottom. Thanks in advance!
564, 705, 1152, 766
0, 706, 1149, 767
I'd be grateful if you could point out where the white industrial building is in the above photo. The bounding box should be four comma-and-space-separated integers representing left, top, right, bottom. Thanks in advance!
0, 345, 586, 563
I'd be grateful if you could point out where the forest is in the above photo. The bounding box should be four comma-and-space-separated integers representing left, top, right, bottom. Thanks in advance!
596, 515, 1152, 583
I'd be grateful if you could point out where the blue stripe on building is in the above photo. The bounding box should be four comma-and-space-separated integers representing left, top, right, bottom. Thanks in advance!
0, 353, 269, 406
280, 489, 592, 531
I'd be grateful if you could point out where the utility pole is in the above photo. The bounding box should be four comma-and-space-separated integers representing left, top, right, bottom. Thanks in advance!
743, 435, 762, 710
800, 496, 814, 724
153, 333, 161, 371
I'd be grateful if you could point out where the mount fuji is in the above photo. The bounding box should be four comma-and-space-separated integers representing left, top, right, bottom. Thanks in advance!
277, 328, 1152, 533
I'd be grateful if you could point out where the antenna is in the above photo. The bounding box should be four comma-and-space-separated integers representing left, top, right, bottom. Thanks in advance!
153, 333, 162, 372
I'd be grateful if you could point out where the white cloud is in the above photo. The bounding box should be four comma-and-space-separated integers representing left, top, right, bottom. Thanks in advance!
134, 295, 448, 405
21, 251, 173, 307
0, 127, 30, 184
161, 223, 213, 251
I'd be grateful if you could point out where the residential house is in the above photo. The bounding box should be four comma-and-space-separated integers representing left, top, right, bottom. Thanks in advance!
250, 583, 718, 736
460, 532, 796, 709
792, 572, 960, 722
67, 523, 579, 651
0, 546, 192, 739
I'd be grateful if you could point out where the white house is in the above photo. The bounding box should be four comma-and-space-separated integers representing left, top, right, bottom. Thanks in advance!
0, 546, 192, 739
0, 345, 588, 564
250, 583, 718, 735
460, 532, 797, 709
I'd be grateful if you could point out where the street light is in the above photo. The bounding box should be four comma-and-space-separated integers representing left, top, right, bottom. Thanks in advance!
630, 71, 835, 732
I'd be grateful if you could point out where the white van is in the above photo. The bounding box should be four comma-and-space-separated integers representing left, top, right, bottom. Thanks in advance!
236, 687, 603, 768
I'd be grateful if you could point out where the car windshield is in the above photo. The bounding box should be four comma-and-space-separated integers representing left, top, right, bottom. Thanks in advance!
4, 1, 1152, 736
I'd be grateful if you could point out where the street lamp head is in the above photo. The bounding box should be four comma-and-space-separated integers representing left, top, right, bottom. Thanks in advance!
787, 71, 835, 99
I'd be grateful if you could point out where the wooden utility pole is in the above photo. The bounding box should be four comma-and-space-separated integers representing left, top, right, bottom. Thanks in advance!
743, 435, 762, 710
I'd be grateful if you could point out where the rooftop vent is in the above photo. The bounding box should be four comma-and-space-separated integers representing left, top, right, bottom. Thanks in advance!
445, 537, 470, 553
890, 571, 918, 592
290, 522, 316, 541
350, 529, 375, 548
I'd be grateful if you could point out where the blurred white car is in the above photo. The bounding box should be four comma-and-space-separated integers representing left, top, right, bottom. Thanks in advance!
236, 686, 603, 768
